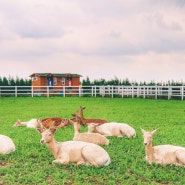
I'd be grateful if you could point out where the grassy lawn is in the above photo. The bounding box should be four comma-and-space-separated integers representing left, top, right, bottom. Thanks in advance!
1, 97, 185, 185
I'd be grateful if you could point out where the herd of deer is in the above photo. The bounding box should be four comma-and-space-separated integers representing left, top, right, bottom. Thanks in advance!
1, 106, 185, 168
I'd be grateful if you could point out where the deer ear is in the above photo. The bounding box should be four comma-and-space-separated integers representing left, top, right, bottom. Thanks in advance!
141, 128, 146, 134
80, 106, 85, 110
151, 129, 158, 135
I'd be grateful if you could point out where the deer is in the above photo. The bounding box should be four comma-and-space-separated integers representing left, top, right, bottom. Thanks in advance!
0, 134, 16, 154
72, 106, 108, 126
13, 117, 75, 129
36, 122, 111, 166
13, 118, 39, 128
141, 128, 185, 167
69, 119, 109, 145
88, 122, 136, 138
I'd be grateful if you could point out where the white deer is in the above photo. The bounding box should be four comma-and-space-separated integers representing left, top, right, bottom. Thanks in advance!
36, 123, 111, 166
88, 122, 136, 138
13, 119, 38, 128
0, 134, 16, 154
70, 119, 109, 145
141, 128, 185, 167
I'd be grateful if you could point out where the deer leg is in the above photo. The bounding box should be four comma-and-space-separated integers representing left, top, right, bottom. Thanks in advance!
175, 150, 185, 166
52, 157, 70, 165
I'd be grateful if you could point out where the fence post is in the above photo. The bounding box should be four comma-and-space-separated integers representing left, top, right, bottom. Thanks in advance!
46, 86, 49, 97
95, 86, 97, 97
132, 85, 134, 98
137, 86, 140, 97
31, 86, 33, 97
122, 85, 124, 98
168, 86, 171, 100
63, 86, 65, 97
111, 86, 113, 98
181, 86, 184, 100
15, 86, 17, 97
155, 85, 157, 99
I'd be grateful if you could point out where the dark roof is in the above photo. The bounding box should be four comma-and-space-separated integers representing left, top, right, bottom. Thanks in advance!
29, 73, 82, 77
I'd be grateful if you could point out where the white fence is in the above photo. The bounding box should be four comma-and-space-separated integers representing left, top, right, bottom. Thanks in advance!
0, 85, 185, 100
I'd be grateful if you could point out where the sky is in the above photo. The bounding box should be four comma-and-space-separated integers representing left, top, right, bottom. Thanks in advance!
0, 0, 185, 83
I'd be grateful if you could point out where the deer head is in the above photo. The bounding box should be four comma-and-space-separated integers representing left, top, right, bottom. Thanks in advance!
38, 121, 57, 144
141, 128, 158, 146
72, 106, 85, 119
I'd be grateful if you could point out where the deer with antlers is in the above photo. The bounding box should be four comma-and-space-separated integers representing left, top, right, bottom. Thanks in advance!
72, 106, 108, 126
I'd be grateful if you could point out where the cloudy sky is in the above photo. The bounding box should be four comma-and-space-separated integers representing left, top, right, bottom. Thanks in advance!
0, 0, 185, 83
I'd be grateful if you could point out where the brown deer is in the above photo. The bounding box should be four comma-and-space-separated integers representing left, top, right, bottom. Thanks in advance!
72, 106, 108, 126
40, 117, 76, 128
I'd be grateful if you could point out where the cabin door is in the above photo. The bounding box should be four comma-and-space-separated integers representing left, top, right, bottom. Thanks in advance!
47, 77, 53, 86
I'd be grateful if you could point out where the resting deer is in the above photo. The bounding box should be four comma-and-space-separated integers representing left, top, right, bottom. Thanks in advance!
36, 122, 111, 166
72, 106, 107, 126
40, 117, 75, 128
69, 119, 109, 145
141, 128, 185, 167
0, 134, 16, 154
13, 118, 38, 128
14, 117, 75, 129
88, 122, 136, 138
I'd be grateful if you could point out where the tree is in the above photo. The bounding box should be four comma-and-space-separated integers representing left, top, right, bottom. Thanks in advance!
8, 76, 16, 86
0, 77, 2, 86
2, 77, 9, 86
82, 76, 91, 86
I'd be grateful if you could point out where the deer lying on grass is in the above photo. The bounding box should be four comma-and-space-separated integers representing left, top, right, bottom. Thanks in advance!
88, 122, 136, 138
69, 119, 109, 145
72, 106, 108, 126
141, 128, 185, 167
40, 117, 74, 128
13, 118, 38, 128
14, 117, 74, 129
36, 122, 111, 166
0, 134, 16, 154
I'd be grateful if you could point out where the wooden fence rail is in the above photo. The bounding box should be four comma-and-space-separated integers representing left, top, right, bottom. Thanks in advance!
0, 85, 184, 100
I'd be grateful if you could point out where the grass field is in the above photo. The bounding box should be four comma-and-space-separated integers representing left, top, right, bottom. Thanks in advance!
1, 97, 185, 185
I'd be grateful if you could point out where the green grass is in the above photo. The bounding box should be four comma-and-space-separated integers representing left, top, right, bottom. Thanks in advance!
1, 97, 185, 185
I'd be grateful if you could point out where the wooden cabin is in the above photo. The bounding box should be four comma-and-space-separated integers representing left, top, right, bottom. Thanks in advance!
30, 73, 81, 87
29, 73, 82, 96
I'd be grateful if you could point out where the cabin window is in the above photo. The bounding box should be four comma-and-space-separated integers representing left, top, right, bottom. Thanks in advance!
32, 77, 38, 81
53, 77, 57, 85
62, 77, 65, 85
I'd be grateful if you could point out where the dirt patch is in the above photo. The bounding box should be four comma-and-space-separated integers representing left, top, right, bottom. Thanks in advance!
0, 160, 9, 168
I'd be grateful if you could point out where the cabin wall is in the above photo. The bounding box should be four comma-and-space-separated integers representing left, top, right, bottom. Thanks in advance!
31, 75, 80, 86
31, 76, 46, 86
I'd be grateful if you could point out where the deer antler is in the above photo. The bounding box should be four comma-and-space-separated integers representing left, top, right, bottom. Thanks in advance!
36, 119, 46, 133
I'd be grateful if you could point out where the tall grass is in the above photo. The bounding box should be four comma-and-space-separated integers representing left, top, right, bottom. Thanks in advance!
1, 97, 185, 185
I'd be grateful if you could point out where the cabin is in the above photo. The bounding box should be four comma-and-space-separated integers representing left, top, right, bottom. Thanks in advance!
30, 73, 81, 87
29, 73, 82, 96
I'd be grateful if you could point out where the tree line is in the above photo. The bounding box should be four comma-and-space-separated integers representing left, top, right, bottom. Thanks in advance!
82, 76, 185, 86
0, 75, 184, 86
0, 76, 31, 86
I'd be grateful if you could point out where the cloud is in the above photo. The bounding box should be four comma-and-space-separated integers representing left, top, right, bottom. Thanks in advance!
0, 0, 185, 82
